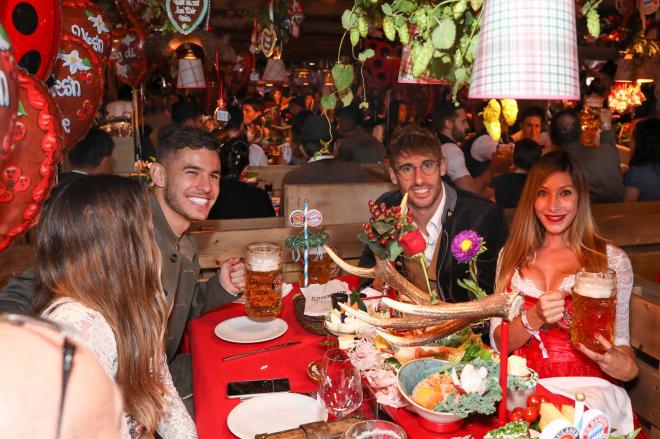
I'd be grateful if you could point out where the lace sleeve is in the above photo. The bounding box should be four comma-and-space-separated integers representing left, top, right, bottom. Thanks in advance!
608, 245, 633, 346
44, 300, 119, 377
156, 354, 197, 438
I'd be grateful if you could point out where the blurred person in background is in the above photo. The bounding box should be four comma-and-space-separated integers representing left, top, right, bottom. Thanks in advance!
624, 117, 660, 201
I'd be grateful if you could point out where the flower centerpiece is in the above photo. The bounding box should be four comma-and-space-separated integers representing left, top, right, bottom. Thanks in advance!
451, 230, 488, 300
357, 193, 438, 303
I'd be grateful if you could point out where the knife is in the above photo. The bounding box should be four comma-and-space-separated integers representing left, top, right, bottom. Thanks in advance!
223, 341, 302, 361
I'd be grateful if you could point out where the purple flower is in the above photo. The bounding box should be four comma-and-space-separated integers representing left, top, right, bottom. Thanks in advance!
451, 230, 483, 263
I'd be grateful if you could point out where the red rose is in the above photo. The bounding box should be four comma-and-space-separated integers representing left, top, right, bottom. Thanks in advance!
399, 230, 426, 256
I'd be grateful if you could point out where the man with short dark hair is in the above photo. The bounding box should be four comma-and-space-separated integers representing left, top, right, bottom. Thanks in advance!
550, 108, 624, 203
59, 127, 115, 184
360, 126, 508, 304
511, 105, 551, 149
241, 97, 269, 166
434, 101, 510, 196
281, 115, 377, 186
171, 101, 203, 127
335, 104, 386, 163
0, 125, 246, 416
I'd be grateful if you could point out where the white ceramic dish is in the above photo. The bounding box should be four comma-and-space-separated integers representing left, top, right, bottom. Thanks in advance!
227, 392, 328, 438
214, 316, 288, 343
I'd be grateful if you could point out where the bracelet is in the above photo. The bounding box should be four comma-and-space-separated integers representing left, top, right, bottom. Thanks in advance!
520, 309, 537, 334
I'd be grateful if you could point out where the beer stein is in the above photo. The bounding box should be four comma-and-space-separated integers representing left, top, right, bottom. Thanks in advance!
570, 267, 616, 354
299, 245, 340, 285
245, 242, 283, 317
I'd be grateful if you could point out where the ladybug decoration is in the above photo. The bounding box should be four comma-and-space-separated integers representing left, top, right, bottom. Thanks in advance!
363, 39, 402, 88
48, 33, 104, 151
0, 68, 63, 253
61, 0, 113, 64
110, 27, 147, 88
0, 0, 62, 80
0, 23, 19, 171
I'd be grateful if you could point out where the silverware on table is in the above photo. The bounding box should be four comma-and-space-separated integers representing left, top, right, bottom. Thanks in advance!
223, 341, 302, 361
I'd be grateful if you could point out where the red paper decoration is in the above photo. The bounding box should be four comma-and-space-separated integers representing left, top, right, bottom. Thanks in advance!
363, 39, 402, 88
0, 0, 62, 80
48, 33, 104, 151
61, 0, 113, 63
0, 69, 63, 253
110, 27, 147, 88
0, 24, 19, 171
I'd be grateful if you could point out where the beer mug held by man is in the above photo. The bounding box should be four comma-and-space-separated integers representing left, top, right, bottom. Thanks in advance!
245, 242, 283, 318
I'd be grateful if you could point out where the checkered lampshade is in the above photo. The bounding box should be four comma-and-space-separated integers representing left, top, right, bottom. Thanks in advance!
468, 0, 580, 100
262, 59, 288, 84
177, 58, 206, 89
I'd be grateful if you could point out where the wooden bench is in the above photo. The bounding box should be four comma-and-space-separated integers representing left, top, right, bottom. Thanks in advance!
247, 163, 391, 195
282, 181, 398, 226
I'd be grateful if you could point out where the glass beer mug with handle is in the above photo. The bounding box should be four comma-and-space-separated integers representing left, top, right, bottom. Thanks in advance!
570, 267, 617, 354
317, 348, 363, 419
245, 242, 283, 318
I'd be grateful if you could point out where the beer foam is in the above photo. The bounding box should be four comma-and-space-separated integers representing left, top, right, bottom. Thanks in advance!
574, 277, 614, 299
247, 254, 280, 272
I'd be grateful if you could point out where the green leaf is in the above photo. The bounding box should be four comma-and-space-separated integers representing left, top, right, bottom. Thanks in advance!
381, 3, 393, 16
320, 94, 337, 111
339, 88, 353, 107
16, 100, 27, 117
82, 58, 92, 67
454, 67, 467, 84
331, 63, 354, 92
357, 48, 375, 62
372, 221, 394, 235
341, 10, 359, 30
398, 0, 416, 13
350, 28, 360, 46
85, 9, 93, 17
432, 19, 456, 50
367, 242, 388, 260
387, 240, 404, 261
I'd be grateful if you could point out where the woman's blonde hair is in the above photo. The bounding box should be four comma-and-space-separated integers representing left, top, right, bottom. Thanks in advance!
495, 151, 607, 295
34, 175, 168, 433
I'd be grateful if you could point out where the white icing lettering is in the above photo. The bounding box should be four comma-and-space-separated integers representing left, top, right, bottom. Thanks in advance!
0, 72, 8, 107
49, 77, 81, 98
62, 118, 71, 134
70, 24, 104, 54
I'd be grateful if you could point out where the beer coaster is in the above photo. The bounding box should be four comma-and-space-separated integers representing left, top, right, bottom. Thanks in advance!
289, 209, 305, 227
306, 209, 323, 227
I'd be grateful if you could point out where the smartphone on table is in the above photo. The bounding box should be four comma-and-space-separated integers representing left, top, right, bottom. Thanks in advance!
226, 378, 291, 399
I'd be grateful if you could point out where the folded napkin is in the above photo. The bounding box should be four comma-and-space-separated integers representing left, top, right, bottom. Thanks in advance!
539, 376, 634, 434
233, 282, 294, 304
301, 279, 349, 316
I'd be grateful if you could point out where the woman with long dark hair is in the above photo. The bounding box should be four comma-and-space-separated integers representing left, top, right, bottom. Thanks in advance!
34, 175, 196, 438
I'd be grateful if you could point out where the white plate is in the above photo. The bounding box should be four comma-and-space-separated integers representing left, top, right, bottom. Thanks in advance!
214, 316, 288, 343
227, 393, 328, 439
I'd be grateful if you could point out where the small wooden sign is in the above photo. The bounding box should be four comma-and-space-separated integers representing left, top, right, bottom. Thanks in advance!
166, 0, 209, 35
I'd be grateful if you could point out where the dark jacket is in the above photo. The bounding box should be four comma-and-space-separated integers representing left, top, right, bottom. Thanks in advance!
359, 184, 509, 303
209, 180, 276, 220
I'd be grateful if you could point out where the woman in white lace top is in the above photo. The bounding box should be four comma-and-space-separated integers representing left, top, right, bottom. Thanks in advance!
33, 176, 197, 438
490, 152, 638, 382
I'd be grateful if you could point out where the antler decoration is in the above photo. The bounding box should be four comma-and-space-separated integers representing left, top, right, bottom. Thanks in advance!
324, 245, 523, 346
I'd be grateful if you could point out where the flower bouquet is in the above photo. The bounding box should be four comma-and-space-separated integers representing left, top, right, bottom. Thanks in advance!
357, 194, 438, 302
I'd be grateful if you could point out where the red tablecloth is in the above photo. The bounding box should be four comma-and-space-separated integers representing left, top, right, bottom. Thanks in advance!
190, 277, 570, 439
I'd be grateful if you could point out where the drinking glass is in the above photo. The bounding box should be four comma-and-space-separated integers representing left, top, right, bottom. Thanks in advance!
317, 348, 363, 419
245, 242, 283, 317
570, 267, 616, 354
